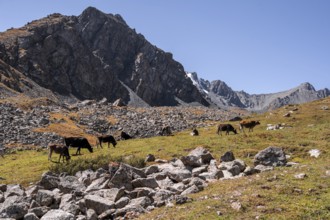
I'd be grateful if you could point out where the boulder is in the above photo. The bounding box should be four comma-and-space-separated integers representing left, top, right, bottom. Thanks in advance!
110, 163, 146, 191
115, 197, 130, 209
85, 176, 110, 193
84, 195, 115, 215
254, 147, 287, 166
220, 151, 235, 162
181, 146, 214, 167
88, 188, 125, 202
37, 172, 60, 190
4, 184, 26, 198
0, 195, 29, 219
132, 177, 159, 189
144, 165, 159, 175
40, 209, 74, 220
28, 206, 50, 218
35, 190, 55, 207
24, 212, 40, 220
59, 194, 80, 216
58, 176, 86, 194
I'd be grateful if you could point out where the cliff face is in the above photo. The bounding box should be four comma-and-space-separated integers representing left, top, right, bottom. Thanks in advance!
0, 7, 209, 106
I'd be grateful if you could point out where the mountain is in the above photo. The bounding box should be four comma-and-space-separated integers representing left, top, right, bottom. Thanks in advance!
187, 72, 330, 112
0, 7, 328, 111
0, 7, 209, 107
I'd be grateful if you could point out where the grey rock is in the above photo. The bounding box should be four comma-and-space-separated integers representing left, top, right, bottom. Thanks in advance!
28, 206, 50, 218
59, 194, 80, 216
24, 212, 40, 220
86, 209, 97, 220
59, 176, 86, 194
254, 164, 274, 173
38, 172, 59, 190
40, 209, 74, 220
144, 165, 159, 175
85, 176, 110, 193
4, 184, 26, 198
129, 196, 152, 209
254, 147, 287, 166
132, 177, 159, 189
35, 190, 55, 207
152, 189, 174, 207
84, 195, 115, 215
130, 187, 155, 199
220, 151, 235, 162
88, 188, 125, 202
0, 195, 29, 219
181, 185, 200, 195
115, 197, 130, 209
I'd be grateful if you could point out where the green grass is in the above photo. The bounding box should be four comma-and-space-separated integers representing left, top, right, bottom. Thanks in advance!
0, 98, 329, 219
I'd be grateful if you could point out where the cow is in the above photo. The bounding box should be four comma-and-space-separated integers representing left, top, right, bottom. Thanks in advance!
239, 120, 260, 132
217, 124, 237, 135
64, 137, 93, 155
48, 144, 71, 163
120, 131, 132, 140
0, 147, 6, 158
160, 126, 172, 136
97, 135, 117, 148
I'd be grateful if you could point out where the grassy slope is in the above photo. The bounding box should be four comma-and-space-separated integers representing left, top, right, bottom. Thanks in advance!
0, 98, 329, 219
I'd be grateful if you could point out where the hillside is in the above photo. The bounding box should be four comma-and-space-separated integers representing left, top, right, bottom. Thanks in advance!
0, 97, 329, 219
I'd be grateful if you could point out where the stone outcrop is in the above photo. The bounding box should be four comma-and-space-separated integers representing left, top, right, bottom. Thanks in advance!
0, 147, 268, 219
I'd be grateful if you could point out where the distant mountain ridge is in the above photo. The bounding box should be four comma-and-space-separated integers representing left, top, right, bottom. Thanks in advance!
187, 72, 330, 112
0, 7, 328, 111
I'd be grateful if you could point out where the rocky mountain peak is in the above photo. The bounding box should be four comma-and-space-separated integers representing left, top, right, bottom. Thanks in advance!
297, 82, 316, 91
0, 7, 209, 107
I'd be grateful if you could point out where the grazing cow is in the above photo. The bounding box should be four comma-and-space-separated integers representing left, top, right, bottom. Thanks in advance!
190, 128, 199, 136
239, 120, 260, 132
120, 131, 132, 140
160, 126, 172, 136
48, 144, 71, 163
97, 135, 117, 148
217, 124, 237, 135
0, 147, 6, 158
64, 137, 93, 155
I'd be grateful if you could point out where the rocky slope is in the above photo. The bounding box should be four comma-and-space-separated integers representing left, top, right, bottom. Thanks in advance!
0, 7, 208, 107
187, 72, 330, 112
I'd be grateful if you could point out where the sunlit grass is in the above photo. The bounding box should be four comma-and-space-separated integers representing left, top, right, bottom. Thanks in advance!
0, 97, 329, 219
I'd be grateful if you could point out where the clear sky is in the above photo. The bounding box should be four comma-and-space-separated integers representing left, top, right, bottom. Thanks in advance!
0, 0, 329, 94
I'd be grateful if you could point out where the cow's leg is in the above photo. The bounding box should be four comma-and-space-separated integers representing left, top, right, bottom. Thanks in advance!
48, 149, 52, 161
76, 147, 80, 155
108, 142, 110, 148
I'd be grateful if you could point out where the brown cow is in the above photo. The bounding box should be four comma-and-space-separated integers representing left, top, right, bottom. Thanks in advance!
97, 135, 117, 148
217, 124, 237, 135
48, 144, 71, 163
239, 120, 260, 132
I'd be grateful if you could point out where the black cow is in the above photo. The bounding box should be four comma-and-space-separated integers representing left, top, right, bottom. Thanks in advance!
120, 131, 132, 140
97, 135, 117, 148
217, 124, 237, 135
64, 137, 93, 155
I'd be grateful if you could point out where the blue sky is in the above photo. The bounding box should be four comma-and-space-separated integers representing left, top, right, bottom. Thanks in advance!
0, 0, 329, 94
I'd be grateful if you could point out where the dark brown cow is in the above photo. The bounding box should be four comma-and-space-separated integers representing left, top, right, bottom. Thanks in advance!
239, 120, 260, 132
217, 124, 237, 135
64, 137, 93, 155
97, 135, 117, 148
48, 144, 71, 163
